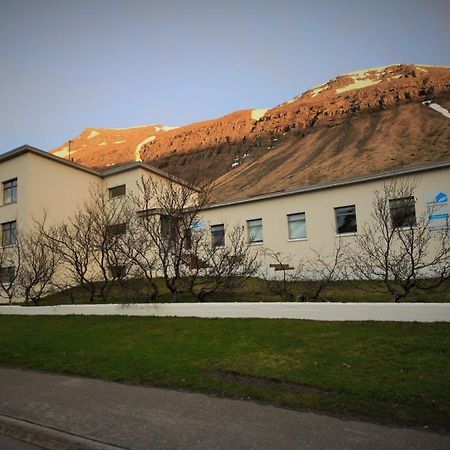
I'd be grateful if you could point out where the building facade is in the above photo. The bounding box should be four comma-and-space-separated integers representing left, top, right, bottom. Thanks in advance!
0, 144, 449, 301
199, 161, 450, 270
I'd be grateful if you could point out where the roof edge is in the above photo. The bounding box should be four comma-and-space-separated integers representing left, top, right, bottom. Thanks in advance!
0, 145, 198, 190
203, 159, 450, 210
0, 145, 100, 176
100, 161, 201, 191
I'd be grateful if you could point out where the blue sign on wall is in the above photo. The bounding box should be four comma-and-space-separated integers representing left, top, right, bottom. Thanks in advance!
435, 192, 448, 204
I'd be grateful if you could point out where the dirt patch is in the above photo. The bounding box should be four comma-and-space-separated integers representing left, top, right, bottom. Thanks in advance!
216, 370, 329, 395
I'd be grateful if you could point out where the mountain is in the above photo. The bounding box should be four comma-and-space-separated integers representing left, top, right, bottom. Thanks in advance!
52, 124, 178, 168
51, 64, 450, 200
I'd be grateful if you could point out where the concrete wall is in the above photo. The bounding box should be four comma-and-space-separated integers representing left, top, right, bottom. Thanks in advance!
1, 302, 449, 322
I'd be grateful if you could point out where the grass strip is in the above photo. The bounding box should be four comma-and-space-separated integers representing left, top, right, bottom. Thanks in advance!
0, 315, 448, 431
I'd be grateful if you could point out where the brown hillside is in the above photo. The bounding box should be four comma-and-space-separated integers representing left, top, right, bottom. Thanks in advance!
50, 64, 450, 198
52, 124, 178, 168
210, 97, 450, 201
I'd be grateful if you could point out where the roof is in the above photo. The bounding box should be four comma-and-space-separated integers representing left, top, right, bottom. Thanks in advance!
0, 145, 199, 191
203, 159, 450, 210
100, 160, 200, 191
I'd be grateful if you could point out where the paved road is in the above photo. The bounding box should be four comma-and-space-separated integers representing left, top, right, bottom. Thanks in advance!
0, 434, 42, 449
0, 367, 448, 450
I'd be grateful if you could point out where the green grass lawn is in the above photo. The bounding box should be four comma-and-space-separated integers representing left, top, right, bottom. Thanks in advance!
36, 277, 450, 305
0, 315, 448, 431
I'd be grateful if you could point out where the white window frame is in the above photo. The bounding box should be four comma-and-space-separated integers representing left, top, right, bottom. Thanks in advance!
287, 212, 307, 240
247, 218, 263, 244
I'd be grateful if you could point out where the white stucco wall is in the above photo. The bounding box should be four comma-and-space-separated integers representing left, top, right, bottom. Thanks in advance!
0, 302, 449, 322
199, 167, 450, 272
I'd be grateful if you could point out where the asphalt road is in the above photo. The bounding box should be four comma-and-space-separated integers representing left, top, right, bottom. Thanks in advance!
0, 434, 42, 449
0, 368, 448, 450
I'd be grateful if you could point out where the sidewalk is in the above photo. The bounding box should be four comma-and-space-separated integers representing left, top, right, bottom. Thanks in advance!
0, 367, 448, 450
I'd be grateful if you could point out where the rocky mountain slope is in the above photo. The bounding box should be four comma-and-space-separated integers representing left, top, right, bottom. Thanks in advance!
51, 64, 450, 200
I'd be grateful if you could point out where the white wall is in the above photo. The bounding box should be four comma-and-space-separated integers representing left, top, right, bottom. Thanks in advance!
200, 167, 450, 272
1, 302, 449, 322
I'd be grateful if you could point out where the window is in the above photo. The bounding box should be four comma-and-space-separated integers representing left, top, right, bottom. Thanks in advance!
184, 228, 192, 250
211, 224, 225, 247
287, 213, 306, 240
390, 196, 416, 228
107, 223, 127, 236
108, 184, 126, 198
160, 215, 178, 242
335, 205, 357, 234
0, 266, 15, 284
2, 221, 16, 246
247, 218, 263, 243
3, 178, 17, 205
109, 265, 126, 279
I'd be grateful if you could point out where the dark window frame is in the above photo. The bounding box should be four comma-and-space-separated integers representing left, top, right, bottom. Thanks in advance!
211, 224, 225, 248
160, 214, 179, 242
0, 266, 15, 285
3, 178, 17, 205
2, 221, 17, 246
107, 222, 127, 236
108, 184, 126, 199
334, 205, 357, 234
109, 265, 126, 279
389, 196, 417, 229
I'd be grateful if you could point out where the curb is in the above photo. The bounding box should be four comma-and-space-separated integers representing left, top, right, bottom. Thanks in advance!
0, 413, 125, 450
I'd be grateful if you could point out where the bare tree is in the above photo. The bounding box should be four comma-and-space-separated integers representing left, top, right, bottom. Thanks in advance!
114, 207, 160, 302
130, 175, 207, 299
16, 228, 60, 305
351, 180, 450, 301
129, 176, 263, 302
39, 185, 130, 302
263, 239, 348, 301
186, 225, 261, 302
0, 242, 21, 304
262, 249, 300, 301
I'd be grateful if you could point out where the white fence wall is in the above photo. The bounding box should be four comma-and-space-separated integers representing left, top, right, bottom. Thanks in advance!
1, 302, 449, 322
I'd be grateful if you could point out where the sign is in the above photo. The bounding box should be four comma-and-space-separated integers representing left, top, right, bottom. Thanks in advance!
425, 191, 449, 233
192, 218, 209, 232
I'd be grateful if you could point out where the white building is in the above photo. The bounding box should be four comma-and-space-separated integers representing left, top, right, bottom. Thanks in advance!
0, 144, 195, 230
200, 160, 450, 267
0, 144, 449, 299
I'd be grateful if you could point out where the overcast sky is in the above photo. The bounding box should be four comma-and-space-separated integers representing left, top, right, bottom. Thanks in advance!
0, 0, 449, 152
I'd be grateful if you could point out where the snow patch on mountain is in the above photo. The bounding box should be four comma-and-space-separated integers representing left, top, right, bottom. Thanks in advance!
135, 135, 157, 161
310, 83, 328, 97
251, 109, 268, 121
53, 145, 69, 158
423, 101, 450, 119
154, 125, 179, 132
342, 66, 388, 78
336, 77, 382, 94
87, 130, 100, 139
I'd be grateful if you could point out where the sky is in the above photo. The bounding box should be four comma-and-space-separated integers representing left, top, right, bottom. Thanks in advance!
0, 0, 449, 152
